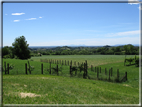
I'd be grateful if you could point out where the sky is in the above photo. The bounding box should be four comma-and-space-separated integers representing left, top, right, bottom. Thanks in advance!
3, 1, 141, 46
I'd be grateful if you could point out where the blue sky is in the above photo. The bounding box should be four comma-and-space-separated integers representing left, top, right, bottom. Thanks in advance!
3, 1, 140, 46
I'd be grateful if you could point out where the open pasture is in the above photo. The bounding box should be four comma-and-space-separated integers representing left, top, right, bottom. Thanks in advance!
2, 55, 140, 104
30, 55, 135, 67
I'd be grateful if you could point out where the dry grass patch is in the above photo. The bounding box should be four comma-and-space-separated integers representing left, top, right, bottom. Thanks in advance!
19, 92, 41, 98
24, 84, 27, 87
12, 83, 19, 86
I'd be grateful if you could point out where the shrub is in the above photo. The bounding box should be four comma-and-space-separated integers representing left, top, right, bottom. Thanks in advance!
3, 55, 10, 59
125, 58, 135, 65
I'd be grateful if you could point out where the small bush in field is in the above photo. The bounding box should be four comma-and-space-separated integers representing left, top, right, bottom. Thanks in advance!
3, 55, 10, 59
78, 64, 84, 73
9, 64, 14, 70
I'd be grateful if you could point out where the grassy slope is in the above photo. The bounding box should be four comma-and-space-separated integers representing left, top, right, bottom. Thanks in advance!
31, 55, 136, 67
2, 55, 140, 104
3, 75, 139, 104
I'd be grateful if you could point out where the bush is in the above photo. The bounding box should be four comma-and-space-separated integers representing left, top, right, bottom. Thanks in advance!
125, 58, 135, 65
14, 56, 19, 59
3, 55, 10, 59
135, 57, 141, 67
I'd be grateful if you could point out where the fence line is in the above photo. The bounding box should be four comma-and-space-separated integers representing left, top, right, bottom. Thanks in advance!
3, 60, 127, 83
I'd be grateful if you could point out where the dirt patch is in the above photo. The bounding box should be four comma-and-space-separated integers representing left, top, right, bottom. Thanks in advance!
24, 85, 27, 87
41, 77, 49, 79
123, 84, 129, 87
20, 92, 41, 98
12, 83, 19, 86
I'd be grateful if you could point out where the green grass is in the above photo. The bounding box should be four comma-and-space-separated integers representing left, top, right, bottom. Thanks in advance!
3, 75, 139, 104
2, 55, 140, 104
30, 55, 136, 67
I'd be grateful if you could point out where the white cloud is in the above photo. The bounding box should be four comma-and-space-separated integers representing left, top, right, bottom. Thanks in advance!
25, 18, 36, 20
128, 0, 139, 5
13, 20, 20, 22
39, 17, 42, 18
12, 12, 25, 15
106, 30, 139, 37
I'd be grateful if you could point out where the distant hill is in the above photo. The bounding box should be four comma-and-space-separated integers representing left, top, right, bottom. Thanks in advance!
113, 44, 139, 47
28, 44, 139, 49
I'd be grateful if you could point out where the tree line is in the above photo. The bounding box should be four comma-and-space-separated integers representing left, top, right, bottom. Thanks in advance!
29, 44, 139, 56
2, 36, 31, 59
2, 35, 139, 59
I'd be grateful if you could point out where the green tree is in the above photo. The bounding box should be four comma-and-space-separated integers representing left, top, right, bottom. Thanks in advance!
115, 46, 121, 52
129, 44, 134, 54
12, 36, 31, 59
123, 44, 135, 55
8, 46, 14, 58
2, 46, 9, 58
123, 45, 129, 55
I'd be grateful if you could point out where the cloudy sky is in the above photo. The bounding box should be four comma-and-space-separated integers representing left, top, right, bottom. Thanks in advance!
3, 1, 141, 46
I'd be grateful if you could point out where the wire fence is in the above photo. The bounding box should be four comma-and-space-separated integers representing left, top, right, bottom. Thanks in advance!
2, 59, 127, 83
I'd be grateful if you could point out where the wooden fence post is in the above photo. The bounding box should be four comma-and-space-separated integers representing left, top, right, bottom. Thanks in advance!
95, 67, 96, 72
100, 67, 101, 73
111, 67, 113, 77
83, 63, 86, 78
4, 62, 6, 74
70, 65, 72, 76
111, 67, 112, 76
71, 60, 72, 66
125, 72, 127, 81
7, 63, 9, 74
109, 69, 110, 81
41, 63, 43, 74
91, 65, 93, 71
97, 68, 99, 79
117, 69, 119, 81
85, 60, 87, 76
65, 60, 66, 65
62, 60, 63, 65
124, 59, 126, 66
25, 63, 27, 74
28, 61, 31, 74
57, 65, 59, 76
50, 62, 51, 74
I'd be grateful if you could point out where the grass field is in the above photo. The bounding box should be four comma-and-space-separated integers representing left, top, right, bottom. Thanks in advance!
30, 55, 134, 67
2, 55, 140, 104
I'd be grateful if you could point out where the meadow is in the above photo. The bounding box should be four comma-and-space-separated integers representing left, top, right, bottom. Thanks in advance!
2, 55, 140, 104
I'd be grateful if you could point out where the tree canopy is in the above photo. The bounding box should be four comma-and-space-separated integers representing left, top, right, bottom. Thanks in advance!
12, 36, 31, 59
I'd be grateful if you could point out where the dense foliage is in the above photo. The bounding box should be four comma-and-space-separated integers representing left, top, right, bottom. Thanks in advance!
29, 44, 139, 56
2, 43, 139, 59
2, 36, 31, 59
